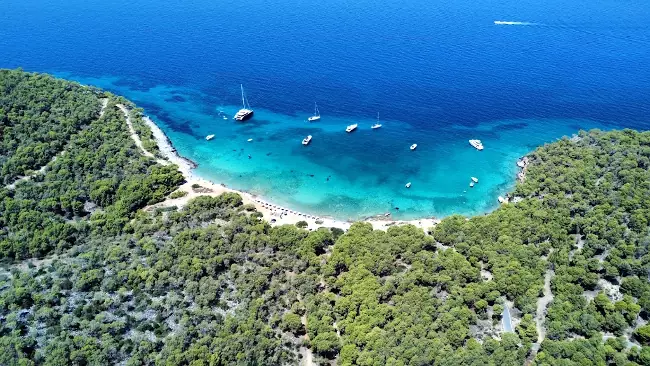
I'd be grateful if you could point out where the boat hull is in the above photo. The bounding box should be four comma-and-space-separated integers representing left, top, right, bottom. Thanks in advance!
234, 110, 254, 121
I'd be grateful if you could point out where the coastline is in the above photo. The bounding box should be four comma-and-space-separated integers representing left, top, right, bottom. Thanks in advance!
140, 115, 441, 231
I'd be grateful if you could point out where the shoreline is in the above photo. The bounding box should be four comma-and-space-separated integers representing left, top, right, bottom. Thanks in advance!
140, 115, 442, 231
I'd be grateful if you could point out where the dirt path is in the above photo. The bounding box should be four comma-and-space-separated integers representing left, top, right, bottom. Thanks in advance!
116, 104, 168, 166
99, 98, 109, 117
528, 265, 555, 362
299, 314, 314, 366
536, 269, 554, 342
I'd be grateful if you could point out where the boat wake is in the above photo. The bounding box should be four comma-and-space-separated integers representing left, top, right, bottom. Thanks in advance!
494, 20, 537, 26
495, 20, 650, 46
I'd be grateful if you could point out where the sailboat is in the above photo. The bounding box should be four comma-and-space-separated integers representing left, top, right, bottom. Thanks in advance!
233, 84, 254, 121
308, 102, 321, 122
371, 112, 382, 129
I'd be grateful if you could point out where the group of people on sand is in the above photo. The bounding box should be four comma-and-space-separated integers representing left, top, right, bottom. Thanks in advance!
254, 199, 322, 221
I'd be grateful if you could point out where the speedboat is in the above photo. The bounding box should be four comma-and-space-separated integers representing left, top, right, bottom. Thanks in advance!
302, 135, 312, 145
469, 139, 484, 150
410, 144, 417, 150
205, 134, 215, 141
470, 182, 475, 188
471, 177, 479, 183
247, 138, 253, 142
346, 124, 358, 133
405, 182, 412, 188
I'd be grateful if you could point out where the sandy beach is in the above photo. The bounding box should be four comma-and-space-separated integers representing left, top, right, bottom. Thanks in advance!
140, 115, 440, 232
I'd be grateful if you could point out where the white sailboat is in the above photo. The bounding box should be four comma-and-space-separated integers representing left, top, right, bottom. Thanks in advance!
234, 84, 254, 121
371, 112, 382, 129
308, 102, 321, 122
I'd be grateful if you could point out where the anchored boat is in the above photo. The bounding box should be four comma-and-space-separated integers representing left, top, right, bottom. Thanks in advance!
346, 124, 358, 133
371, 112, 382, 129
205, 134, 215, 141
234, 84, 254, 121
410, 144, 417, 150
469, 139, 484, 150
302, 135, 312, 145
308, 102, 321, 122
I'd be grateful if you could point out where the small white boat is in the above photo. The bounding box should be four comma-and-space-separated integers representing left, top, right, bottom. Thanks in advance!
471, 177, 479, 183
302, 135, 312, 145
371, 112, 382, 129
308, 102, 321, 122
247, 138, 253, 142
470, 182, 475, 188
206, 134, 215, 141
346, 124, 358, 133
405, 182, 412, 188
410, 144, 417, 150
469, 139, 484, 150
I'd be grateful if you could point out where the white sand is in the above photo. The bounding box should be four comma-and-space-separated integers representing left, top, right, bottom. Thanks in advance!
139, 114, 439, 232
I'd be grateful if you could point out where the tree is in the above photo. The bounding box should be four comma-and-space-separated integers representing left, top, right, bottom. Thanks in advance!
281, 313, 304, 335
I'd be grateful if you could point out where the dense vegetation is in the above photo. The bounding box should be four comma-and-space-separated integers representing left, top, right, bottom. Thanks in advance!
1, 69, 649, 365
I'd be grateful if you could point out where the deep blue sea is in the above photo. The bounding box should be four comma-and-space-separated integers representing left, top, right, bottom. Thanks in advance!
2, 0, 649, 220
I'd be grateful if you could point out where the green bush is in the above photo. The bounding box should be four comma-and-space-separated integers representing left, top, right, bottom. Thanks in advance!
169, 190, 188, 199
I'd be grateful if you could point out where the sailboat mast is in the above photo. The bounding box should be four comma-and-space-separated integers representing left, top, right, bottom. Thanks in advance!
240, 84, 245, 109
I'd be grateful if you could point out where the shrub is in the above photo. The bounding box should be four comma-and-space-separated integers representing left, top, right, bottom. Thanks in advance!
169, 190, 188, 199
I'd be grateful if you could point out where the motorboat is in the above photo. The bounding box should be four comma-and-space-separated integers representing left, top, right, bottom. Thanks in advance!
410, 144, 417, 150
405, 182, 412, 188
205, 134, 215, 141
302, 135, 312, 145
346, 124, 358, 133
471, 177, 479, 183
247, 138, 253, 142
469, 139, 484, 150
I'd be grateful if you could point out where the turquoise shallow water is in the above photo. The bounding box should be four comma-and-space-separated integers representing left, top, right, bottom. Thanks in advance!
56, 74, 611, 220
